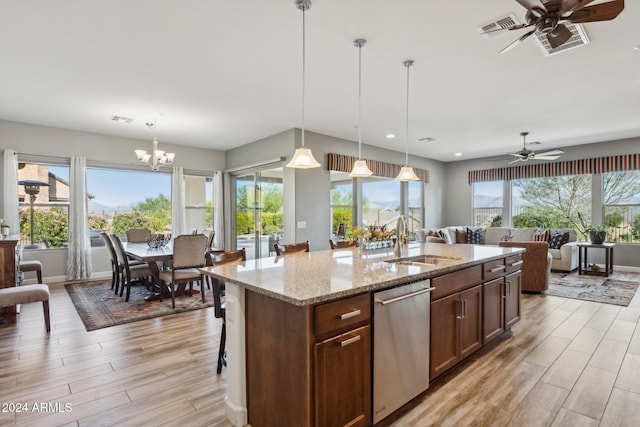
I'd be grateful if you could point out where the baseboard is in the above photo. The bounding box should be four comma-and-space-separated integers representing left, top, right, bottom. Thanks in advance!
613, 265, 640, 273
22, 271, 113, 289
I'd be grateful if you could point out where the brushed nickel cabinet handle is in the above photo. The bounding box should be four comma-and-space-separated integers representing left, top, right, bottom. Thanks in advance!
456, 300, 463, 319
490, 265, 506, 273
339, 309, 361, 320
339, 335, 361, 347
510, 260, 524, 267
375, 287, 435, 305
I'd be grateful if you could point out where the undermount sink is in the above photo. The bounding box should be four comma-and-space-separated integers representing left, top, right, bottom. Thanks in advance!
385, 254, 463, 267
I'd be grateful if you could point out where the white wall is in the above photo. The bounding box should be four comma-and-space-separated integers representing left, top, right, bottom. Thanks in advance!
1, 119, 226, 283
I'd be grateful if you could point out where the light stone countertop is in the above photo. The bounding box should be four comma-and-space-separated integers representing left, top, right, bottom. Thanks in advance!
200, 243, 524, 306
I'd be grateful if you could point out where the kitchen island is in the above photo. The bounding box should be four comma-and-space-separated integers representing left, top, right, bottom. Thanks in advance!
200, 243, 525, 427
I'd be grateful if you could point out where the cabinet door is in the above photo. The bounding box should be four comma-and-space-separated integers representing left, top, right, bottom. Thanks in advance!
430, 292, 460, 379
483, 278, 505, 344
504, 271, 521, 330
459, 285, 483, 359
315, 325, 371, 427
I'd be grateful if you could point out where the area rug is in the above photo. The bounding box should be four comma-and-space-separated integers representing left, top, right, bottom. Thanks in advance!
66, 281, 214, 331
547, 273, 639, 306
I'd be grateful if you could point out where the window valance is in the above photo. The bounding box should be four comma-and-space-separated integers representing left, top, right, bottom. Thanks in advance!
468, 153, 640, 184
327, 153, 429, 183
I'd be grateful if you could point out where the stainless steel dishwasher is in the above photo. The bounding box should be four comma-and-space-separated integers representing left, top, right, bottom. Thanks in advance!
373, 279, 434, 424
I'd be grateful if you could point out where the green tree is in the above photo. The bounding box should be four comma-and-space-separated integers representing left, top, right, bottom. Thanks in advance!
19, 207, 68, 247
131, 194, 171, 232
88, 214, 109, 232
112, 211, 153, 236
261, 183, 283, 214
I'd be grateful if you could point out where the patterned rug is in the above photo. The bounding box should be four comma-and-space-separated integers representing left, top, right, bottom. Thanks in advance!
66, 280, 214, 331
547, 273, 639, 306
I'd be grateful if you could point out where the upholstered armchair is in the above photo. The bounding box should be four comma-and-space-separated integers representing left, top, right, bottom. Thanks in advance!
499, 241, 552, 292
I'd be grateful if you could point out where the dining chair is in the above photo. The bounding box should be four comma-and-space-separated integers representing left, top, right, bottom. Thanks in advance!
159, 234, 207, 309
110, 234, 153, 302
205, 248, 246, 374
273, 240, 310, 256
126, 228, 151, 243
102, 232, 121, 293
204, 230, 215, 249
329, 239, 358, 249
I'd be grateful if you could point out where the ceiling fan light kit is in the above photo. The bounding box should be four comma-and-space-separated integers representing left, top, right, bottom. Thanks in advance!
495, 0, 624, 54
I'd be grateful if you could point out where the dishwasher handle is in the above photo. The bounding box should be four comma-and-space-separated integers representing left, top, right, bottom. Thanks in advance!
375, 287, 435, 305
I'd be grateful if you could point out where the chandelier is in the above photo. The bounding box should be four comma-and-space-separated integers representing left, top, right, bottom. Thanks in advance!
135, 119, 175, 171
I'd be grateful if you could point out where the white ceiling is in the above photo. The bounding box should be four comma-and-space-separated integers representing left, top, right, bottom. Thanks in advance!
1, 1, 639, 162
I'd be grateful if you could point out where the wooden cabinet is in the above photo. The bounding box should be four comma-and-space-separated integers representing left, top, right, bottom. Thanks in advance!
504, 271, 521, 329
0, 240, 18, 324
315, 325, 371, 427
246, 290, 371, 427
430, 284, 482, 379
314, 293, 371, 427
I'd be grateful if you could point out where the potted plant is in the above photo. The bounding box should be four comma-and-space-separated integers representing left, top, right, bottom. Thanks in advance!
0, 219, 9, 237
587, 224, 607, 244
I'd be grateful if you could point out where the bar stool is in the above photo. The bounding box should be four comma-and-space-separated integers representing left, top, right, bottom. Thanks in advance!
19, 260, 43, 283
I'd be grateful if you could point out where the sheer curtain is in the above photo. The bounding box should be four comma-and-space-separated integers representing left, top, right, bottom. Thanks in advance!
213, 170, 224, 249
2, 149, 19, 230
67, 156, 92, 280
171, 167, 187, 237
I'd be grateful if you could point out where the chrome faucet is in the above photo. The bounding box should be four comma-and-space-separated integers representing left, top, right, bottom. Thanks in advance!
394, 214, 408, 258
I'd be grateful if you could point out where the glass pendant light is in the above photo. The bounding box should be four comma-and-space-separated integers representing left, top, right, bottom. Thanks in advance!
349, 39, 373, 178
287, 0, 321, 169
395, 60, 419, 181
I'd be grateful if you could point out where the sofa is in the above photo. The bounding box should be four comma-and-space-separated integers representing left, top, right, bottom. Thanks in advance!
416, 226, 579, 272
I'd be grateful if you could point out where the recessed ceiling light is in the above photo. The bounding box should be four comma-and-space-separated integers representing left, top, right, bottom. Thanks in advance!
453, 152, 462, 157
634, 45, 640, 51
110, 115, 134, 124
386, 133, 395, 139
419, 137, 435, 143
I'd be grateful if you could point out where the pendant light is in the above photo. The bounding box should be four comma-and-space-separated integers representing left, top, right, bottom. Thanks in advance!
349, 39, 373, 178
286, 0, 321, 169
395, 60, 420, 181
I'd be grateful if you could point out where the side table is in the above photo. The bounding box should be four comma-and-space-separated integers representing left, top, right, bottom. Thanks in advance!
577, 242, 614, 277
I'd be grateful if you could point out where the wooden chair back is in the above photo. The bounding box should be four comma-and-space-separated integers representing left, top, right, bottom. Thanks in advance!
126, 228, 151, 243
274, 241, 310, 256
329, 239, 358, 249
206, 248, 246, 266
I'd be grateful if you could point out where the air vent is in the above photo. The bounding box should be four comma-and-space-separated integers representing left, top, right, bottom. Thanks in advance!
110, 115, 134, 124
533, 23, 589, 56
478, 14, 520, 38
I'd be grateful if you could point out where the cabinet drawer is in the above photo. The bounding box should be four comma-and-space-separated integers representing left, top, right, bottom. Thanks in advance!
483, 259, 506, 281
315, 293, 371, 338
504, 254, 523, 275
431, 265, 482, 301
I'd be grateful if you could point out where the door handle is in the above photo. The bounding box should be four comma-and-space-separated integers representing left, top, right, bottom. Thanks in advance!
375, 287, 435, 305
338, 334, 361, 347
456, 299, 463, 319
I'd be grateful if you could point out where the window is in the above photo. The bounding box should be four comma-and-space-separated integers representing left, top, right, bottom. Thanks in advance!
18, 163, 70, 248
361, 177, 400, 229
86, 168, 171, 241
512, 175, 591, 234
602, 171, 640, 243
330, 172, 353, 237
184, 174, 214, 233
408, 180, 424, 238
473, 181, 503, 227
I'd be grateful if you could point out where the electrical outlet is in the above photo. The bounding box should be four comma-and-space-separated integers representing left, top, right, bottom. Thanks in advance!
297, 221, 306, 229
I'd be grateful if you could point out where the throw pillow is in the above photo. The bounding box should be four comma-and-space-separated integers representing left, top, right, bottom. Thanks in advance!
466, 227, 484, 244
427, 229, 445, 239
426, 236, 446, 244
532, 228, 549, 242
455, 228, 467, 243
549, 231, 570, 249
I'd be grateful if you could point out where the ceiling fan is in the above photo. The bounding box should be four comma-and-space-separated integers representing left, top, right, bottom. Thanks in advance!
508, 132, 564, 163
497, 0, 625, 54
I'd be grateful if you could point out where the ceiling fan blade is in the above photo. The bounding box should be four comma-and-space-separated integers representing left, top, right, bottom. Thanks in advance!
509, 158, 525, 164
568, 0, 624, 23
499, 29, 536, 54
532, 155, 562, 160
479, 23, 531, 36
547, 23, 573, 48
562, 0, 596, 12
536, 149, 565, 156
515, 0, 546, 12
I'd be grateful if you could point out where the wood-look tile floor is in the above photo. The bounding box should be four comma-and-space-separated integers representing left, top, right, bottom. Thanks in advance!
1, 272, 639, 427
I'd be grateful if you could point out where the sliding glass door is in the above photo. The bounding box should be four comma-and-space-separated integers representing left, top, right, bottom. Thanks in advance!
234, 167, 283, 260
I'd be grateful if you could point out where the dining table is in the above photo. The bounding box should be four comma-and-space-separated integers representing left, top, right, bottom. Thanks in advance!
124, 241, 224, 301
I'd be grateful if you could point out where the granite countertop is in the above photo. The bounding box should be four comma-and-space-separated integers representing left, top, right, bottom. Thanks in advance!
200, 243, 524, 306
